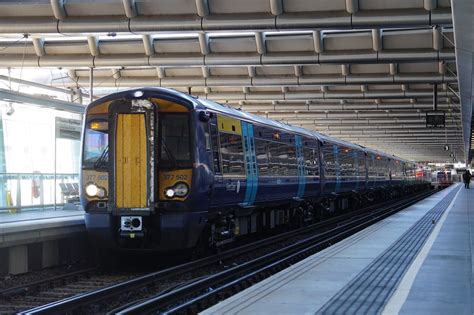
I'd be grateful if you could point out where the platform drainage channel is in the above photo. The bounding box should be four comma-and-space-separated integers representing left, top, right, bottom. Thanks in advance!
316, 186, 460, 315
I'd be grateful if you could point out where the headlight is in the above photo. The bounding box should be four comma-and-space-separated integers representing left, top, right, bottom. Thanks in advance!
97, 187, 107, 198
165, 188, 175, 198
164, 183, 189, 199
174, 183, 189, 197
85, 184, 99, 197
85, 183, 107, 198
133, 90, 144, 98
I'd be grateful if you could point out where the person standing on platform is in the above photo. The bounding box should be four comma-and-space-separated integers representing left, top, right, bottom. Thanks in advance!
463, 169, 471, 189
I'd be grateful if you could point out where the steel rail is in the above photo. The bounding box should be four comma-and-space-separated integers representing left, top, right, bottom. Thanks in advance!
19, 188, 434, 314
120, 189, 437, 314
0, 266, 98, 298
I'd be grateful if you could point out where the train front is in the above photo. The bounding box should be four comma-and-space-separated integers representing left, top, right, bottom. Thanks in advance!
81, 89, 208, 251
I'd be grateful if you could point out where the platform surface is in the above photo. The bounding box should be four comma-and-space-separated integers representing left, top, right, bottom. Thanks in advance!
202, 184, 469, 315
0, 208, 85, 248
0, 208, 83, 223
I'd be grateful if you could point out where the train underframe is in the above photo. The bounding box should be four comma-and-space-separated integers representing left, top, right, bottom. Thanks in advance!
86, 182, 431, 253
200, 182, 431, 252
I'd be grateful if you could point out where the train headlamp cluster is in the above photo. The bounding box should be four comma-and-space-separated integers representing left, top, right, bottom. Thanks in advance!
85, 183, 107, 198
133, 90, 144, 98
165, 182, 189, 199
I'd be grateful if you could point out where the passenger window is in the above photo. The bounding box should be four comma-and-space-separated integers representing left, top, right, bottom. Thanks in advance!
358, 152, 367, 177
339, 147, 355, 179
219, 132, 245, 176
268, 142, 297, 176
377, 157, 387, 178
322, 144, 336, 177
303, 147, 319, 176
255, 139, 270, 176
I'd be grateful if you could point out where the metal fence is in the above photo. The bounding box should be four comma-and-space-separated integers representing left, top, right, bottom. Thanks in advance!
0, 172, 80, 213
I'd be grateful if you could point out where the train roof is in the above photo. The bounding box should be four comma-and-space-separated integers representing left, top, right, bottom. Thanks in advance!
198, 98, 371, 153
89, 87, 404, 162
198, 99, 313, 137
87, 87, 198, 111
198, 95, 403, 161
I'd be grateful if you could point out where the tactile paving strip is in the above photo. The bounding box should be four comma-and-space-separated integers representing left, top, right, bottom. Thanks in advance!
316, 186, 461, 315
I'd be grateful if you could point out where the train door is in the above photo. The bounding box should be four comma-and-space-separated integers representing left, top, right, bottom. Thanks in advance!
353, 149, 359, 190
209, 116, 222, 206
334, 144, 341, 193
108, 100, 156, 214
210, 115, 247, 207
318, 140, 325, 194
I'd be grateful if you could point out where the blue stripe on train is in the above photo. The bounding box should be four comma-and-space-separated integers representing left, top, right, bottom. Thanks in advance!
242, 122, 251, 206
295, 135, 305, 199
242, 122, 258, 206
248, 125, 258, 204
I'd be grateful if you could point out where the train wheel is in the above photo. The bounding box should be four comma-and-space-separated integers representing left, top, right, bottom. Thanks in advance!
190, 225, 216, 260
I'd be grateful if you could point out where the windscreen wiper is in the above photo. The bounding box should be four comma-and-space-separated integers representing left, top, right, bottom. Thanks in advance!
161, 136, 178, 169
94, 145, 109, 169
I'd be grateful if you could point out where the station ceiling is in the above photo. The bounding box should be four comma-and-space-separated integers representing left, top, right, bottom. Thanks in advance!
0, 0, 469, 163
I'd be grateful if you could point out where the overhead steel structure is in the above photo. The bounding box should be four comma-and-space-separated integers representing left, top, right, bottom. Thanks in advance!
0, 0, 468, 163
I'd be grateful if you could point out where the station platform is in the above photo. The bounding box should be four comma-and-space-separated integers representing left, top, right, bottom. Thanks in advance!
203, 183, 470, 315
0, 208, 83, 224
0, 209, 87, 276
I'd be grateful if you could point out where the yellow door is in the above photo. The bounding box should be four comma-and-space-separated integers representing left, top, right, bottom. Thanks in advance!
115, 113, 147, 208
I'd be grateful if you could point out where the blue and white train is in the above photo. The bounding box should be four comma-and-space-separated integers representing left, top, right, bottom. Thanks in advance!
81, 88, 428, 251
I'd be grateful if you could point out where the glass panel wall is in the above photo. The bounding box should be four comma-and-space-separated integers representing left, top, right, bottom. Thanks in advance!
0, 101, 82, 214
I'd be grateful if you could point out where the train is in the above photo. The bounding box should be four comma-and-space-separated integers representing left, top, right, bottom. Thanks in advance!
81, 87, 429, 252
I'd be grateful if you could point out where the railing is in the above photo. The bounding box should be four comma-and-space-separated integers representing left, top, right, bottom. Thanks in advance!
0, 172, 80, 213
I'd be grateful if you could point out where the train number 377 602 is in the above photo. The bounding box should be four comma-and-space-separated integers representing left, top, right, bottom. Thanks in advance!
163, 174, 188, 181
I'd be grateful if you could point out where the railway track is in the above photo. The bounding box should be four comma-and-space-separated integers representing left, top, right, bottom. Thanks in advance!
0, 267, 143, 314
11, 189, 437, 315
117, 188, 437, 314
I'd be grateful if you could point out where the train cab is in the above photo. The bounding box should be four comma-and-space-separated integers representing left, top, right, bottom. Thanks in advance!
81, 88, 208, 251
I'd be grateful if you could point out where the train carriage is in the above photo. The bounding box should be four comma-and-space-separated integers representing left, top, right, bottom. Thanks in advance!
81, 87, 428, 252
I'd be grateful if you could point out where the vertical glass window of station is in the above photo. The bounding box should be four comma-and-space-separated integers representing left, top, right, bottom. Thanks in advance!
0, 102, 82, 212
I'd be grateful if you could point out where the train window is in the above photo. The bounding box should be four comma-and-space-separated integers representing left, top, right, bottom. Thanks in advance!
322, 145, 336, 177
255, 139, 270, 176
390, 160, 403, 180
83, 119, 108, 165
219, 132, 245, 175
369, 155, 378, 178
339, 147, 355, 179
210, 123, 221, 173
201, 121, 211, 150
303, 147, 319, 176
160, 114, 192, 169
358, 152, 366, 178
268, 143, 297, 176
376, 157, 387, 178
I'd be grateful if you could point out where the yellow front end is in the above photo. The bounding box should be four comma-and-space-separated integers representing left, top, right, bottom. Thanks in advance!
115, 113, 148, 209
